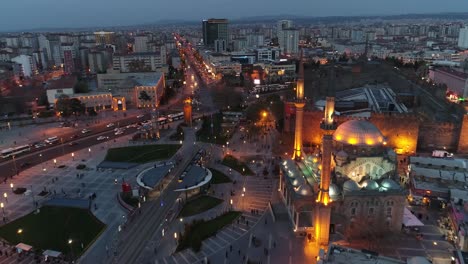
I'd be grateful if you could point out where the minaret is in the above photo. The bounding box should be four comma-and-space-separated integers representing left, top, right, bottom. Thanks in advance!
292, 50, 305, 160
314, 65, 336, 250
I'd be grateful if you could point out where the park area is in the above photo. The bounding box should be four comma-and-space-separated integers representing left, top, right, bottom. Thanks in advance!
177, 211, 241, 252
196, 113, 231, 144
104, 144, 180, 163
222, 155, 254, 176
0, 206, 105, 258
178, 195, 223, 218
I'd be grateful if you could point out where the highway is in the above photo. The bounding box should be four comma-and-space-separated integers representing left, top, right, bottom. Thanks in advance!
112, 130, 199, 264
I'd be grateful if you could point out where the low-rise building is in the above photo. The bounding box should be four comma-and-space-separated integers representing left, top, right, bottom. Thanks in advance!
45, 75, 77, 105
429, 67, 468, 98
97, 69, 163, 92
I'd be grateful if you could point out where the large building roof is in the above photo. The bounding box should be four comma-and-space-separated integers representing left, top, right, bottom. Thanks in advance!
333, 120, 384, 147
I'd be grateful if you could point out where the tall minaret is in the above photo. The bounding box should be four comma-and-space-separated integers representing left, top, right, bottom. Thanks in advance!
314, 65, 337, 250
292, 50, 305, 160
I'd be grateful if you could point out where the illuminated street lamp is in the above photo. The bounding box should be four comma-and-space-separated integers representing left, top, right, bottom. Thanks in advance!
53, 159, 57, 167
10, 183, 13, 192
71, 153, 75, 161
17, 228, 22, 241
3, 193, 7, 203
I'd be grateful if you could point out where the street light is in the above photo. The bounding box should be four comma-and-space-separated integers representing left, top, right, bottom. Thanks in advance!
10, 183, 13, 192
71, 153, 75, 161
1, 203, 5, 218
53, 159, 57, 168
3, 193, 7, 203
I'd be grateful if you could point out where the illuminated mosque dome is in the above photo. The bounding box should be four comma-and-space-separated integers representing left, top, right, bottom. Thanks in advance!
380, 179, 400, 190
343, 180, 360, 193
329, 183, 341, 200
333, 120, 385, 147
362, 179, 379, 190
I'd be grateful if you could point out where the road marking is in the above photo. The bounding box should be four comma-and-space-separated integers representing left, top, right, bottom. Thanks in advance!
289, 255, 292, 264
220, 230, 237, 240
171, 255, 179, 264
248, 233, 253, 248
202, 239, 218, 253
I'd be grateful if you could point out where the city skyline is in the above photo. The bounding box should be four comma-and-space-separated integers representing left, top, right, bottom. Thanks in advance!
2, 0, 468, 31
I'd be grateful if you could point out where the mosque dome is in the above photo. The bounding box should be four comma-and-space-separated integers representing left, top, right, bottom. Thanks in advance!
380, 179, 400, 190
343, 180, 360, 193
329, 183, 341, 200
362, 179, 379, 190
333, 120, 385, 147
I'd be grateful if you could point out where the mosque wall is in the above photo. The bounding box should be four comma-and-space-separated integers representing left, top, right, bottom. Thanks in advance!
298, 110, 465, 154
457, 115, 468, 153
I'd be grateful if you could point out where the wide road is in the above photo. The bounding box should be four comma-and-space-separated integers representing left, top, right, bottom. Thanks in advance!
0, 114, 152, 179
112, 129, 199, 264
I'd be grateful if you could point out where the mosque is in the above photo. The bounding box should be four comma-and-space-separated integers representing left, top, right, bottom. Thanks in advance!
278, 56, 406, 252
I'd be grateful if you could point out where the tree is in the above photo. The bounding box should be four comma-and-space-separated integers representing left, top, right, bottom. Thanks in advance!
139, 91, 152, 102
74, 81, 89, 93
55, 95, 85, 117
38, 91, 49, 107
88, 108, 98, 116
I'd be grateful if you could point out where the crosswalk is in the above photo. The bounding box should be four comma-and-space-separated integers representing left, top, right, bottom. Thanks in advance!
155, 176, 273, 264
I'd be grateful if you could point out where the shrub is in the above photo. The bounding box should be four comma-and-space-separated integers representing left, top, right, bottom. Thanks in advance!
13, 188, 27, 195
76, 164, 86, 170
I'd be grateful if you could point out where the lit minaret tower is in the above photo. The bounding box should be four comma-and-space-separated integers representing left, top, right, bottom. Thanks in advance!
292, 50, 305, 160
314, 65, 336, 250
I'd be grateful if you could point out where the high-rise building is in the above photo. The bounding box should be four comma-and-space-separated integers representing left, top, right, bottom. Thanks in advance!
214, 39, 227, 52
88, 51, 106, 74
11, 55, 36, 77
458, 26, 468, 49
277, 20, 299, 55
112, 52, 165, 73
94, 31, 115, 45
134, 35, 149, 53
61, 43, 76, 74
202, 19, 229, 47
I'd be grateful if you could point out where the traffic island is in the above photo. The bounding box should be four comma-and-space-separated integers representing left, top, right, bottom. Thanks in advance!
104, 144, 181, 163
178, 195, 223, 218
222, 155, 254, 176
0, 206, 105, 260
176, 211, 241, 252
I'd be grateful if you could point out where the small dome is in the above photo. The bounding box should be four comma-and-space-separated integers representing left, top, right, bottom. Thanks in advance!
362, 179, 379, 190
380, 179, 400, 190
343, 180, 360, 193
329, 183, 341, 200
407, 257, 431, 264
333, 120, 384, 147
336, 150, 348, 158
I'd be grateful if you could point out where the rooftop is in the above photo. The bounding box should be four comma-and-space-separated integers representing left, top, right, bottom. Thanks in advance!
434, 67, 468, 80
45, 75, 77, 90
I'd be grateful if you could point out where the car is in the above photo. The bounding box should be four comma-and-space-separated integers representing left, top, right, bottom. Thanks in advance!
97, 136, 109, 141
114, 127, 120, 132
34, 142, 46, 148
68, 142, 78, 146
70, 134, 79, 139
137, 114, 145, 119
20, 162, 31, 168
81, 129, 91, 134
115, 130, 124, 135
106, 123, 115, 128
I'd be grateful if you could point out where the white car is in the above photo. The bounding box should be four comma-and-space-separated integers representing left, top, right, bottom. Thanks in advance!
106, 123, 115, 128
137, 114, 144, 119
97, 136, 109, 141
115, 130, 124, 136
81, 129, 91, 134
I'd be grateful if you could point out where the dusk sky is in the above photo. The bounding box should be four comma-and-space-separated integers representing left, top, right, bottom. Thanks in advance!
2, 0, 468, 31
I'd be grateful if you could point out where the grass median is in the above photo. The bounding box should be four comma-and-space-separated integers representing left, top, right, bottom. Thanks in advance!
177, 211, 241, 252
178, 195, 223, 218
209, 168, 232, 184
104, 144, 181, 163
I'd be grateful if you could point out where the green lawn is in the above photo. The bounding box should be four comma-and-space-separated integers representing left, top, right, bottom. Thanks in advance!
209, 168, 232, 184
222, 155, 254, 176
178, 195, 223, 218
177, 211, 241, 252
104, 144, 181, 163
0, 206, 105, 258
